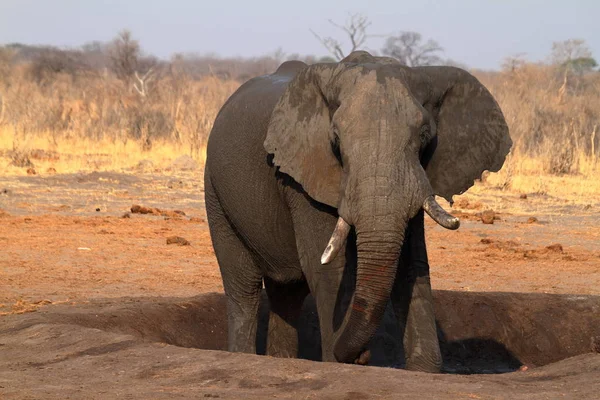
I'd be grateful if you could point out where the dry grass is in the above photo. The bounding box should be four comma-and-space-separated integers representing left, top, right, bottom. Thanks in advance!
0, 64, 238, 174
0, 60, 598, 203
0, 125, 205, 175
477, 63, 599, 175
480, 151, 599, 200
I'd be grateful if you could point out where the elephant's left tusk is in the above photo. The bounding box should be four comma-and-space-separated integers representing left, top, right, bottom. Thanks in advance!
423, 195, 460, 230
321, 217, 351, 265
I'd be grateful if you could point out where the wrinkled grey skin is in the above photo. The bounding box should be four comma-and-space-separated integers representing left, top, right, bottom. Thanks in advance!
204, 51, 511, 372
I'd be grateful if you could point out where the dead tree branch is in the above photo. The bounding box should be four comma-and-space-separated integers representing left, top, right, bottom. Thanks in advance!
311, 13, 371, 60
133, 68, 154, 97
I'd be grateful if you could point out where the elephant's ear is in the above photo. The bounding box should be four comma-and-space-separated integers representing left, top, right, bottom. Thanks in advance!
264, 64, 342, 208
419, 67, 512, 202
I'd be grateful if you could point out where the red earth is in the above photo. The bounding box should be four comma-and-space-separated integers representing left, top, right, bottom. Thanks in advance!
1, 170, 599, 399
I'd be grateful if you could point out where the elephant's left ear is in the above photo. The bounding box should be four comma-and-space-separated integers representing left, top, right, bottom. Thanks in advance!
418, 67, 512, 202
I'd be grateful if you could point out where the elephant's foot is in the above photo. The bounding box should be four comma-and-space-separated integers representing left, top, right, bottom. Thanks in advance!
405, 350, 442, 373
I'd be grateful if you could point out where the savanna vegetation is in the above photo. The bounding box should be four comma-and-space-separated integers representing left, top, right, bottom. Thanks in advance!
0, 16, 598, 199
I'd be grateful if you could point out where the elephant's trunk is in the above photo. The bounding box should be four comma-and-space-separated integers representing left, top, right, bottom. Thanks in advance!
333, 226, 405, 363
330, 165, 413, 363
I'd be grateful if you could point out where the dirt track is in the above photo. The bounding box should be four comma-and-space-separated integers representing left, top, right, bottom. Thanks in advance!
1, 170, 600, 399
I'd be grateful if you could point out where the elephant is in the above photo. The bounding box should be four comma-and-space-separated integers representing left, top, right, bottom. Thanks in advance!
204, 50, 511, 372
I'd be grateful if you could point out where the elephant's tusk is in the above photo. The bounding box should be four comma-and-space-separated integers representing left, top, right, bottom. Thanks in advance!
423, 195, 460, 230
321, 217, 351, 265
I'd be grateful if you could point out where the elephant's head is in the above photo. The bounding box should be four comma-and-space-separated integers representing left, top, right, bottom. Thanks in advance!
264, 51, 511, 363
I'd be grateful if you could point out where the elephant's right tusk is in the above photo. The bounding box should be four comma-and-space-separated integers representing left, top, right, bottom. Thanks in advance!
423, 195, 460, 230
321, 217, 351, 265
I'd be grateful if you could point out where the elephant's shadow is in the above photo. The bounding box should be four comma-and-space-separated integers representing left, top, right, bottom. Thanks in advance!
256, 294, 522, 374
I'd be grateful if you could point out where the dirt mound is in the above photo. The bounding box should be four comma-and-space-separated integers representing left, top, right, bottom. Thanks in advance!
2, 291, 599, 398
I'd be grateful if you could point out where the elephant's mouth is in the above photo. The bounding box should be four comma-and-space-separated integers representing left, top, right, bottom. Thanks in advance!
321, 195, 458, 265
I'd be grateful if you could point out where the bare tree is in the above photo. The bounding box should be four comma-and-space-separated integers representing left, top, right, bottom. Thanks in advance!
133, 69, 154, 97
501, 53, 528, 73
311, 13, 371, 60
108, 30, 140, 82
381, 32, 444, 67
108, 30, 158, 97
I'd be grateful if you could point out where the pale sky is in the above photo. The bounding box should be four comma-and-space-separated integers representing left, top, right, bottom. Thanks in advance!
0, 0, 598, 70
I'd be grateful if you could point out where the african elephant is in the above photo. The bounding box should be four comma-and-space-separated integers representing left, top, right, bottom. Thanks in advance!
204, 51, 511, 372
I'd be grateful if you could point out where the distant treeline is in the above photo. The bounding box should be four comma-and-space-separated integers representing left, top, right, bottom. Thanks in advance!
0, 30, 598, 176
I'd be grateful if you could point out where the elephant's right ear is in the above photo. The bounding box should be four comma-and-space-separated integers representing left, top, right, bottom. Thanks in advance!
264, 64, 343, 208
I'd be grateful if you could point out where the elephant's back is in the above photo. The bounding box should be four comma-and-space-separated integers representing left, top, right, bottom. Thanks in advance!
205, 74, 302, 274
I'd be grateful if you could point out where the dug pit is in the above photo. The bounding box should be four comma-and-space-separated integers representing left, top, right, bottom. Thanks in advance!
3, 291, 599, 374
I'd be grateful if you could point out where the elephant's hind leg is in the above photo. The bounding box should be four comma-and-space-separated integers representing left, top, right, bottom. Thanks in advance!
264, 278, 309, 358
205, 176, 262, 354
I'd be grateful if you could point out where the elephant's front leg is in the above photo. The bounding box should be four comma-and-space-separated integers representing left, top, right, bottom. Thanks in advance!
391, 210, 442, 373
287, 194, 351, 362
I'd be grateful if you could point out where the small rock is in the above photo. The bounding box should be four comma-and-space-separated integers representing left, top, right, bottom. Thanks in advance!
527, 217, 538, 224
189, 217, 205, 223
131, 204, 156, 214
480, 210, 495, 224
46, 167, 57, 174
546, 243, 563, 252
166, 236, 190, 246
0, 188, 10, 195
26, 168, 36, 175
95, 208, 101, 212
121, 212, 131, 218
480, 238, 494, 244
518, 365, 529, 372
519, 193, 528, 199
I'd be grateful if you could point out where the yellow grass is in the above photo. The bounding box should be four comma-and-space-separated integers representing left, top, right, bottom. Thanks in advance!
483, 152, 599, 197
0, 125, 206, 175
0, 61, 598, 204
